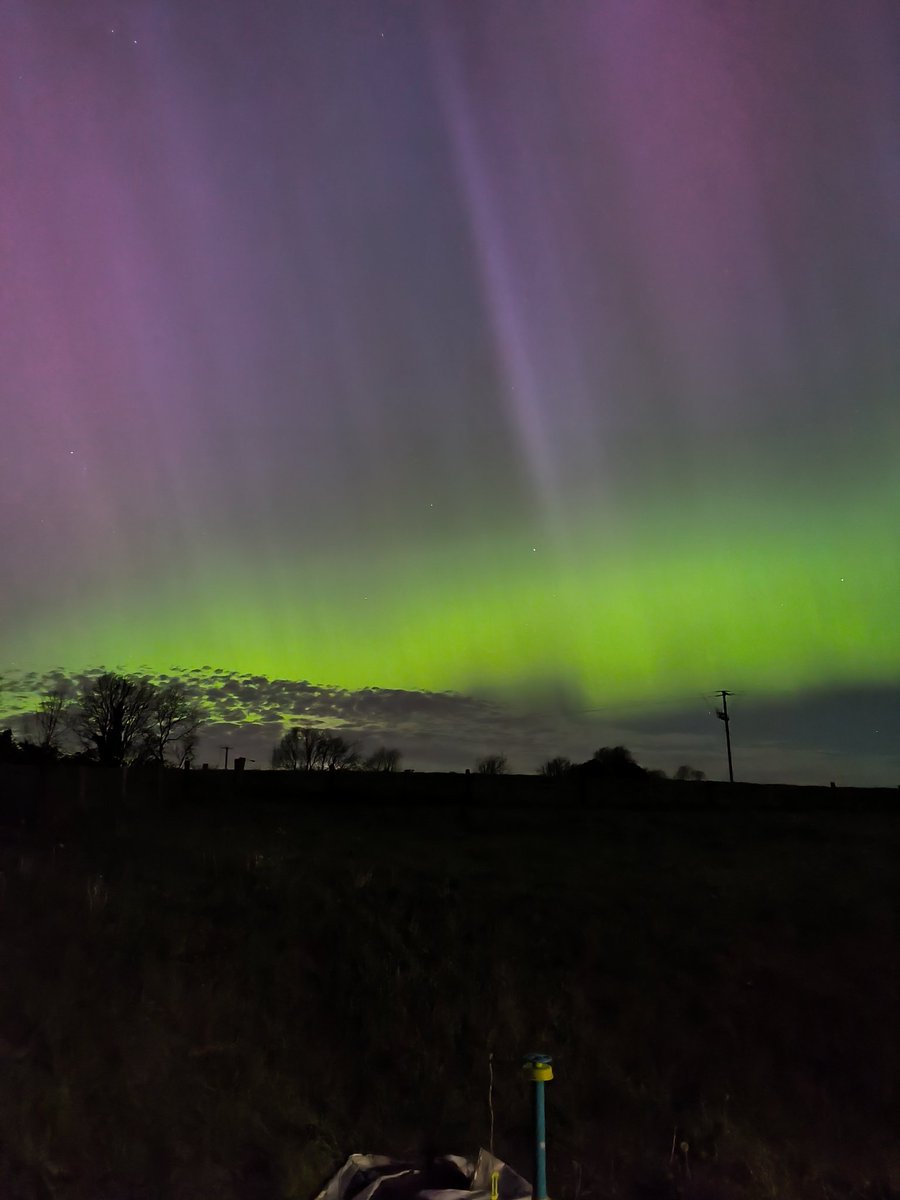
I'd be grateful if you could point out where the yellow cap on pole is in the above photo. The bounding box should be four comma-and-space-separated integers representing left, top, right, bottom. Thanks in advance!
524, 1060, 554, 1082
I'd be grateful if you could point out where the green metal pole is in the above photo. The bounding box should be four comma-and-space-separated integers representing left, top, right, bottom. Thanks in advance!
523, 1053, 553, 1200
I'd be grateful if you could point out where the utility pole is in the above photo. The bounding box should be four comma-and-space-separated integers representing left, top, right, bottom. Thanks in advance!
716, 691, 734, 782
220, 745, 230, 770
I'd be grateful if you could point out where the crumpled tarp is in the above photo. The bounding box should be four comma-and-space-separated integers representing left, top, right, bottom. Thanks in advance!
314, 1149, 532, 1200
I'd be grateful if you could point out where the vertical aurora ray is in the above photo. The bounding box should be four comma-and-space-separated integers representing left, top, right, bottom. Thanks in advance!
1, 0, 899, 773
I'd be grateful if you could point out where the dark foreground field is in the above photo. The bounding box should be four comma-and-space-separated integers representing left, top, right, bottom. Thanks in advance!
0, 769, 898, 1199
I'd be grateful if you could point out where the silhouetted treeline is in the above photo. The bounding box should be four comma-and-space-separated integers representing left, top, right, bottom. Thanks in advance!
3, 670, 711, 782
537, 745, 706, 782
0, 672, 202, 768
271, 726, 405, 772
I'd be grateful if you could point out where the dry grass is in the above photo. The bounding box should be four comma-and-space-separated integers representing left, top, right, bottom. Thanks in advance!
0, 782, 897, 1199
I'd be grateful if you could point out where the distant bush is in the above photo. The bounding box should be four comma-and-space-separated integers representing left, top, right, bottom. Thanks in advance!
675, 764, 706, 781
571, 745, 646, 780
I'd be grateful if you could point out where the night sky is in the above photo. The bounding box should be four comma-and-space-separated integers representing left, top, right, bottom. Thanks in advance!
3, 1, 899, 782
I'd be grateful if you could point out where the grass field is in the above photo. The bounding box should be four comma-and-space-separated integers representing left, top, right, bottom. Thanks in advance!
0, 769, 898, 1199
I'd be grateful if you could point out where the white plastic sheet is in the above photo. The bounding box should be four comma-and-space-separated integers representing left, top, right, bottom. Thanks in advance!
314, 1149, 531, 1200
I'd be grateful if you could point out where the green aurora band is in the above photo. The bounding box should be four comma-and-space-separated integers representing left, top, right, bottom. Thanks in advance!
13, 468, 898, 708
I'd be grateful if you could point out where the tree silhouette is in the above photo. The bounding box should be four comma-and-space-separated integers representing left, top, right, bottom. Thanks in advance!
476, 754, 509, 775
299, 726, 326, 770
539, 755, 572, 777
365, 746, 402, 772
0, 728, 18, 764
592, 745, 644, 774
33, 689, 67, 754
71, 673, 200, 767
272, 726, 358, 771
72, 673, 156, 766
139, 683, 204, 766
318, 733, 358, 771
572, 745, 647, 780
674, 764, 706, 782
272, 727, 305, 770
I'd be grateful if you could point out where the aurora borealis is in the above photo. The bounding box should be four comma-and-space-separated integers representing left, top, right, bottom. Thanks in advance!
2, 1, 899, 780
